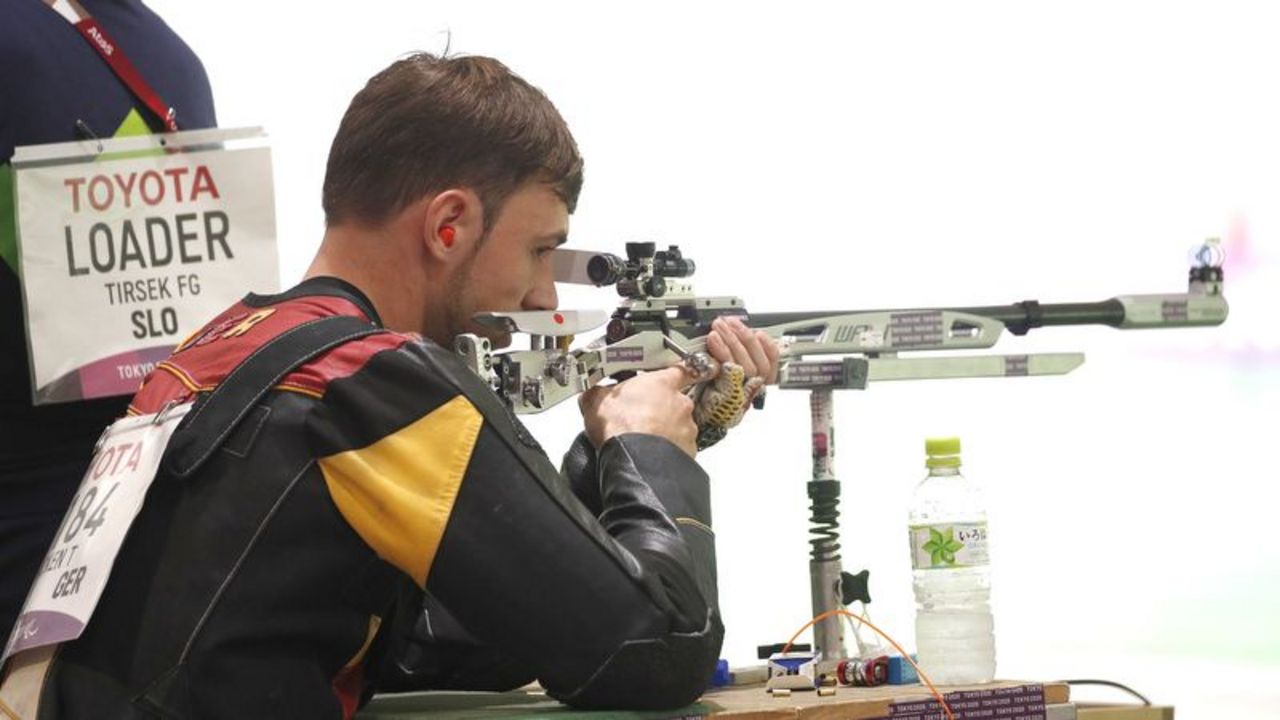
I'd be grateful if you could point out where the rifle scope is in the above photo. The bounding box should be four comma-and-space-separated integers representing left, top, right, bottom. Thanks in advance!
587, 242, 696, 299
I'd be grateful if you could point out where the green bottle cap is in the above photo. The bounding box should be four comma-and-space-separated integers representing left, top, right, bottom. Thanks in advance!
925, 437, 961, 468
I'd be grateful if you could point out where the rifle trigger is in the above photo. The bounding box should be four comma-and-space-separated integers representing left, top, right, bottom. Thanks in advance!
662, 335, 716, 381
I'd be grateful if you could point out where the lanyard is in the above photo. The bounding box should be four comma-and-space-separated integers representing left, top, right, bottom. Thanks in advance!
44, 0, 180, 132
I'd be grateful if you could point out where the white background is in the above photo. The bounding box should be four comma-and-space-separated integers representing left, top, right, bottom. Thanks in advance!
149, 2, 1279, 715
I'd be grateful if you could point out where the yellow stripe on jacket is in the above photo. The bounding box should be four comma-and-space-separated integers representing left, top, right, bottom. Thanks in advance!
318, 395, 483, 588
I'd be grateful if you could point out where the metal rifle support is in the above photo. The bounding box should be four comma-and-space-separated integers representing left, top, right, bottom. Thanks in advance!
809, 387, 844, 661
775, 357, 870, 662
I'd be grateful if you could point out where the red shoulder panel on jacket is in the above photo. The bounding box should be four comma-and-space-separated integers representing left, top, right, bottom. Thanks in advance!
129, 294, 416, 414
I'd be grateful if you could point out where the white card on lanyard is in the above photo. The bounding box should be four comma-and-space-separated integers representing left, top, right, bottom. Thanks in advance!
10, 127, 278, 406
2, 402, 192, 664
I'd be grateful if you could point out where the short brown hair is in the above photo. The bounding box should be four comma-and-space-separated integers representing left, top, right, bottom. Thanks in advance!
322, 53, 584, 228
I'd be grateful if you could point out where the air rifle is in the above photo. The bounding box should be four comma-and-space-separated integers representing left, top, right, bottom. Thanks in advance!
454, 240, 1228, 412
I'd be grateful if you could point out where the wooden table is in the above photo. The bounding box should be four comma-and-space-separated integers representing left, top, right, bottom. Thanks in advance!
358, 680, 1072, 719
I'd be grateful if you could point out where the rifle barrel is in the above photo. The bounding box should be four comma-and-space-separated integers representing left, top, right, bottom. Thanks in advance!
748, 299, 1127, 336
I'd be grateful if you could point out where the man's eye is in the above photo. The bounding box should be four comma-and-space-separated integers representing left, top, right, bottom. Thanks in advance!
535, 246, 556, 257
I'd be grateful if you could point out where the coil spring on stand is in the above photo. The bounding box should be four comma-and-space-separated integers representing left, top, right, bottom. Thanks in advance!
807, 481, 841, 562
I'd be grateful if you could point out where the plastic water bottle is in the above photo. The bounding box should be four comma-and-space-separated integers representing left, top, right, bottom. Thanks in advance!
908, 437, 996, 684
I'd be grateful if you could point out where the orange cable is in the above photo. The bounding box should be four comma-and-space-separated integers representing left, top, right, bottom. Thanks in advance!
780, 609, 955, 720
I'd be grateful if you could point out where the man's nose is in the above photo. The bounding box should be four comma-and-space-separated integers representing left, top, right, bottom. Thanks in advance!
522, 276, 558, 311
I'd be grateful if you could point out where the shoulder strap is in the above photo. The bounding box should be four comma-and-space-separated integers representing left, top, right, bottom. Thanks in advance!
164, 315, 381, 479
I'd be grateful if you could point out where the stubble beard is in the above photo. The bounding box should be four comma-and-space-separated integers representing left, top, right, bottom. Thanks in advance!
438, 242, 510, 348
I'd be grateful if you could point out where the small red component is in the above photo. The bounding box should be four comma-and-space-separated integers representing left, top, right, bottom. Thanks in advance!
554, 313, 564, 324
837, 656, 889, 687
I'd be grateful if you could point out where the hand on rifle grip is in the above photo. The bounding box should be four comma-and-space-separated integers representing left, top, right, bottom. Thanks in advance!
695, 317, 778, 449
580, 365, 698, 457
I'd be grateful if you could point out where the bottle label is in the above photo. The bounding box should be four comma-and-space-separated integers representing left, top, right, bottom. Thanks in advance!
908, 522, 989, 570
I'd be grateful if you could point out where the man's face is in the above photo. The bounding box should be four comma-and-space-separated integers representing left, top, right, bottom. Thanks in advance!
442, 182, 566, 348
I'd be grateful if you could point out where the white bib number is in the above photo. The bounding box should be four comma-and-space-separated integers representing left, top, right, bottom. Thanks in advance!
2, 403, 191, 663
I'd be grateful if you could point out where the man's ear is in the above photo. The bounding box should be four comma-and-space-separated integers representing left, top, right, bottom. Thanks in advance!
423, 188, 484, 262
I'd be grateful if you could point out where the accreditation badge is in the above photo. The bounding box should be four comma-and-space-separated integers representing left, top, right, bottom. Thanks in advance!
10, 127, 278, 404
1, 402, 192, 667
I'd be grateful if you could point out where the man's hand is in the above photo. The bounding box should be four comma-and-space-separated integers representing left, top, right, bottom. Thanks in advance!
693, 317, 780, 449
579, 318, 780, 457
580, 366, 698, 457
706, 316, 780, 387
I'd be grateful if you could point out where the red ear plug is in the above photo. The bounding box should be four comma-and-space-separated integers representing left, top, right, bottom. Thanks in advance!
440, 226, 456, 247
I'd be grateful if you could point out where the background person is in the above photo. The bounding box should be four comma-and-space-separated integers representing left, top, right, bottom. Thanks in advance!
0, 0, 217, 646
